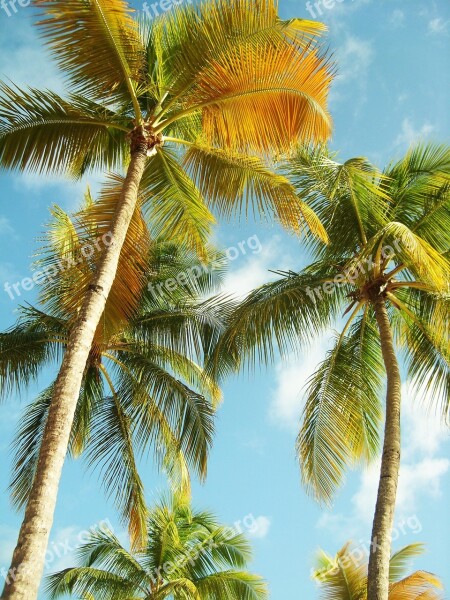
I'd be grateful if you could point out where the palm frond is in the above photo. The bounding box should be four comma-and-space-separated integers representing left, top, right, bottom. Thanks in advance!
183, 140, 328, 241
0, 84, 130, 175
34, 0, 145, 109
140, 147, 215, 259
298, 312, 383, 504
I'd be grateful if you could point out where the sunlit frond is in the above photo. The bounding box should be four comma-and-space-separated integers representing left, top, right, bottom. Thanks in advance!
183, 140, 328, 241
34, 0, 145, 110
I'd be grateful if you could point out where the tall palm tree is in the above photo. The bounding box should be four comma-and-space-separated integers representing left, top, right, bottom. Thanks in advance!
207, 143, 450, 600
312, 543, 444, 599
0, 1, 333, 596
46, 493, 268, 600
0, 188, 227, 591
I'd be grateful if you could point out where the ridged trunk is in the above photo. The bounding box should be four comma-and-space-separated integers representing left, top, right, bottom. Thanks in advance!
1, 147, 149, 600
367, 299, 402, 600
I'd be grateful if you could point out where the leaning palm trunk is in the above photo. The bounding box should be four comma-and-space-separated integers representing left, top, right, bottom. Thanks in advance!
2, 135, 153, 600
367, 299, 402, 600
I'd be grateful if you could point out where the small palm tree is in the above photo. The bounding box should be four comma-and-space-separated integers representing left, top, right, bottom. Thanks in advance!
312, 543, 444, 599
46, 494, 268, 600
208, 143, 450, 600
1, 190, 226, 553
0, 2, 333, 596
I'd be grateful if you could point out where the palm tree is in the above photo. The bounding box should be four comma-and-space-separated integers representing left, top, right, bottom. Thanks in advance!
0, 189, 228, 590
46, 493, 268, 600
207, 143, 450, 600
0, 1, 333, 595
312, 543, 444, 599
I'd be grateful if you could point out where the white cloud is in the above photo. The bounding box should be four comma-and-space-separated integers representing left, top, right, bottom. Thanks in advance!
269, 339, 331, 430
390, 9, 405, 28
428, 17, 449, 34
334, 36, 374, 86
0, 216, 16, 237
220, 235, 291, 300
318, 383, 450, 537
247, 516, 271, 539
394, 118, 435, 149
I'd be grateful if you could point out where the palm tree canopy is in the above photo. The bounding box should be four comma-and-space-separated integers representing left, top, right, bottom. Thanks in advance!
208, 143, 450, 503
0, 0, 334, 246
1, 190, 230, 548
46, 493, 268, 600
312, 542, 444, 599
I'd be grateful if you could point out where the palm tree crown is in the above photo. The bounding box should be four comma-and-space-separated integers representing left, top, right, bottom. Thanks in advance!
209, 142, 450, 501
46, 494, 268, 600
1, 190, 227, 548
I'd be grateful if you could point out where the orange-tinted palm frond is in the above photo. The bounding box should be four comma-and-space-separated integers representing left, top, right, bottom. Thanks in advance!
389, 571, 444, 600
183, 41, 333, 152
34, 0, 145, 107
37, 186, 151, 340
81, 179, 151, 336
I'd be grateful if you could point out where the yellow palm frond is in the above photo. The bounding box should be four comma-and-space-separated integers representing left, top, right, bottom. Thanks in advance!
158, 40, 333, 152
183, 140, 328, 241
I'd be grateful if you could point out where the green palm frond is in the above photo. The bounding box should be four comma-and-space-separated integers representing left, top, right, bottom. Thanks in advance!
34, 0, 145, 111
0, 308, 64, 397
207, 267, 344, 379
84, 389, 148, 550
392, 289, 450, 420
194, 571, 268, 600
298, 312, 383, 503
9, 385, 53, 509
0, 83, 131, 175
140, 147, 215, 259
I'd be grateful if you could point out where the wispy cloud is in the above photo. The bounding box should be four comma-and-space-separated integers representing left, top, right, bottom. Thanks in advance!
428, 17, 449, 35
269, 339, 331, 431
394, 117, 436, 149
247, 516, 272, 540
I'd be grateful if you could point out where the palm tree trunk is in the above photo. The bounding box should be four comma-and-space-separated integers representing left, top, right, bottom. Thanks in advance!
1, 142, 150, 600
367, 298, 402, 600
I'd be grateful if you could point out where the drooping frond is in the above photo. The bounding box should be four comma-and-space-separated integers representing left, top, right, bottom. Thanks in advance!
207, 266, 345, 379
392, 289, 450, 420
84, 390, 148, 550
183, 140, 328, 241
0, 84, 131, 175
0, 307, 65, 397
389, 544, 426, 583
34, 0, 145, 110
193, 571, 268, 600
46, 566, 138, 600
298, 313, 383, 504
9, 385, 53, 509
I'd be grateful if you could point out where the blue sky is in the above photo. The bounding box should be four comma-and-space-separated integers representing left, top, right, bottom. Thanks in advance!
0, 0, 449, 598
